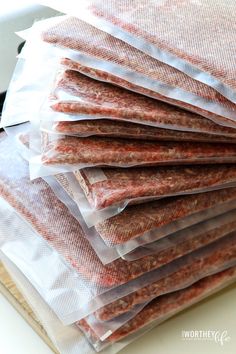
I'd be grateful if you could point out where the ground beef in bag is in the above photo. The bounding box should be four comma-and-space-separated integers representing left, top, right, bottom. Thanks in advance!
79, 266, 236, 345
84, 0, 236, 102
75, 165, 236, 209
94, 188, 236, 246
41, 134, 236, 168
94, 232, 236, 321
51, 69, 236, 136
2, 134, 236, 292
42, 17, 236, 127
53, 119, 236, 142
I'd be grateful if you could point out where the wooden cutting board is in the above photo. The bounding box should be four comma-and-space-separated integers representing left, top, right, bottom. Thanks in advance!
0, 262, 58, 353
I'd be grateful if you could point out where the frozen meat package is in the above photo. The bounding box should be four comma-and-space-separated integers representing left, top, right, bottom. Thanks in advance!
41, 1, 236, 103
1, 132, 236, 326
3, 253, 236, 353
41, 15, 236, 127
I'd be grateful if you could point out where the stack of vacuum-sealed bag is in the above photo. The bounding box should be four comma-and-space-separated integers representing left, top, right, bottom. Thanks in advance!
1, 1, 236, 353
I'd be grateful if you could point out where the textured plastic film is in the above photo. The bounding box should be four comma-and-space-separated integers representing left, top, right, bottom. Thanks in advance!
53, 167, 235, 230
93, 188, 236, 247
49, 173, 236, 264
5, 133, 236, 327
93, 232, 236, 321
1, 197, 236, 341
43, 119, 236, 144
46, 68, 236, 137
41, 16, 236, 127
0, 26, 62, 128
30, 130, 236, 179
2, 135, 236, 328
4, 257, 236, 354
123, 209, 236, 261
64, 0, 236, 103
16, 20, 236, 136
80, 267, 236, 350
75, 165, 236, 210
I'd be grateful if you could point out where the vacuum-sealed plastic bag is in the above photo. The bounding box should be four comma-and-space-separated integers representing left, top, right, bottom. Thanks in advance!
94, 187, 236, 247
2, 134, 236, 327
30, 131, 236, 179
41, 1, 236, 104
80, 266, 236, 350
123, 209, 236, 261
40, 16, 236, 127
4, 255, 236, 353
74, 165, 236, 210
45, 68, 236, 135
1, 190, 236, 337
94, 232, 236, 321
43, 119, 236, 143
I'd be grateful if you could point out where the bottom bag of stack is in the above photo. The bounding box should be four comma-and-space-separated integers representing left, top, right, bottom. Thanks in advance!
1, 190, 236, 351
1, 252, 236, 354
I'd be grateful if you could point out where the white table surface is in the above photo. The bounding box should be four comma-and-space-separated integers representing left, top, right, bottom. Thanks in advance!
0, 283, 235, 354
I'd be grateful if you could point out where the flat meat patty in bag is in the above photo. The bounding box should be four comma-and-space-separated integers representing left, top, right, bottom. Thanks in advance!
79, 266, 236, 346
94, 232, 236, 321
42, 17, 236, 127
94, 188, 236, 247
40, 134, 236, 168
1, 134, 236, 292
75, 165, 236, 209
50, 69, 236, 136
53, 119, 236, 142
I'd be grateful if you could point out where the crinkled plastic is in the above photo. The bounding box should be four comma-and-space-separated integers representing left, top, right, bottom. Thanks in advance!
39, 16, 236, 127
40, 1, 236, 104
4, 255, 236, 353
29, 130, 236, 180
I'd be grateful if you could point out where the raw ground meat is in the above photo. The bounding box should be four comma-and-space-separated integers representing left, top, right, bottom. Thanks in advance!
42, 17, 236, 127
52, 69, 236, 136
2, 134, 236, 292
95, 187, 236, 246
75, 165, 236, 209
88, 0, 236, 98
79, 266, 236, 345
41, 134, 236, 167
53, 119, 236, 142
94, 232, 236, 321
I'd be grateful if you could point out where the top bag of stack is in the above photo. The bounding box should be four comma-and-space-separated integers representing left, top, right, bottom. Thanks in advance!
40, 0, 236, 103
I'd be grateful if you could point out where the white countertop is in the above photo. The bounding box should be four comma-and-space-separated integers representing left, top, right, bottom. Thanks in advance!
0, 283, 235, 354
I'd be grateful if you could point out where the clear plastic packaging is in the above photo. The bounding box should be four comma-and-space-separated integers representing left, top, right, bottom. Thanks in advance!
4, 254, 236, 353
1, 193, 236, 338
2, 134, 236, 327
39, 15, 236, 126
4, 17, 236, 139
93, 187, 236, 248
29, 130, 236, 180
40, 1, 236, 104
93, 231, 236, 321
42, 118, 236, 143
73, 164, 236, 213
43, 67, 236, 133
